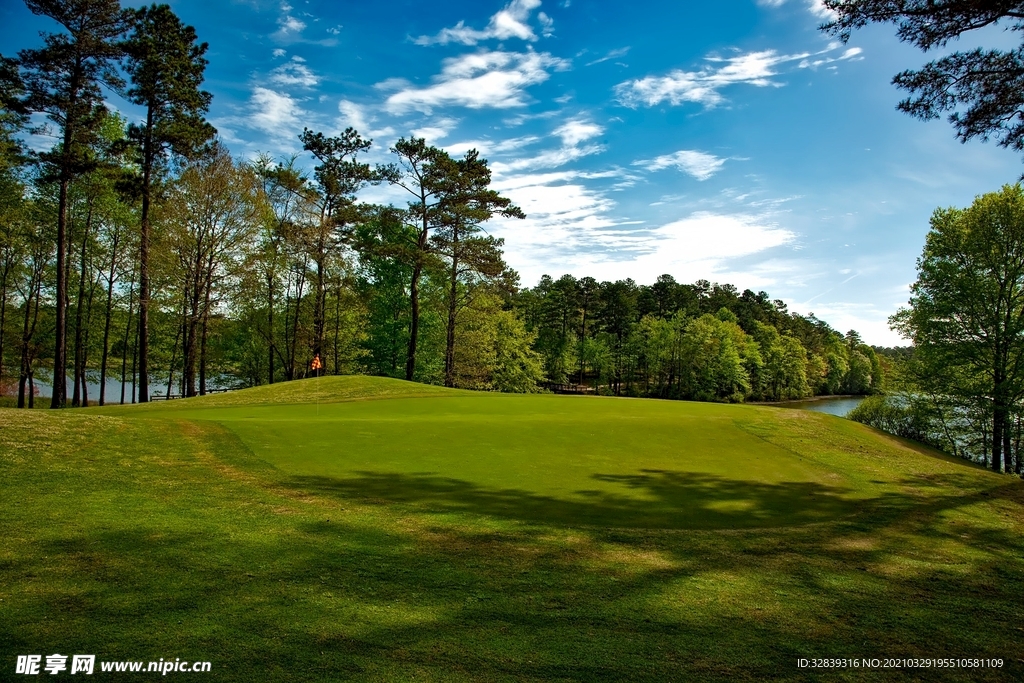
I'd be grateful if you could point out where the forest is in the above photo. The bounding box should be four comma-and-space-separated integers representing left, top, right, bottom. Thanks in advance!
0, 1, 884, 408
0, 120, 884, 406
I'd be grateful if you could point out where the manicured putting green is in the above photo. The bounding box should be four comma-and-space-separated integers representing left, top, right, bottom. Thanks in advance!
121, 378, 891, 529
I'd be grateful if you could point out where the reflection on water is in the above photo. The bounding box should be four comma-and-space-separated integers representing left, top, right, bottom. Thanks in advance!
772, 396, 865, 418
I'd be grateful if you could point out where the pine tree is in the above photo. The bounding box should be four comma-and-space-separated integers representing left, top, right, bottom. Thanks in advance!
18, 0, 129, 408
122, 3, 215, 402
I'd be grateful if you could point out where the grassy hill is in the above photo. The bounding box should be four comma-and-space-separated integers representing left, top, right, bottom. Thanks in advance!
2, 376, 1022, 681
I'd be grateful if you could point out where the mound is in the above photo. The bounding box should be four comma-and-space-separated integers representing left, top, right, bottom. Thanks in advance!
96, 374, 462, 413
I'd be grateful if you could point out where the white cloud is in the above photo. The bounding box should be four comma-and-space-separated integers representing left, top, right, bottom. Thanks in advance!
268, 57, 318, 88
491, 187, 796, 285
615, 50, 800, 108
278, 15, 306, 34
484, 117, 604, 173
586, 47, 630, 67
272, 48, 286, 58
807, 0, 837, 19
798, 46, 862, 69
412, 125, 450, 143
247, 87, 305, 141
538, 11, 554, 37
635, 149, 727, 181
379, 50, 570, 114
414, 0, 548, 46
756, 0, 837, 19
615, 43, 859, 108
553, 117, 602, 146
801, 302, 905, 346
336, 99, 395, 139
445, 135, 541, 156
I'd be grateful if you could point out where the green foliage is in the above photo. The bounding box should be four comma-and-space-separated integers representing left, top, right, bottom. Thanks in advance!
892, 185, 1024, 472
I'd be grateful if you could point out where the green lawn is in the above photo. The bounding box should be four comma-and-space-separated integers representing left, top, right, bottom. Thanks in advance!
2, 376, 1022, 681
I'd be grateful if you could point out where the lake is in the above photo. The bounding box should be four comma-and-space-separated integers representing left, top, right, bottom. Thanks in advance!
770, 396, 866, 417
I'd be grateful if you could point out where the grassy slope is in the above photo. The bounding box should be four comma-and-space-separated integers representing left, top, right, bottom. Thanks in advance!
2, 376, 1023, 681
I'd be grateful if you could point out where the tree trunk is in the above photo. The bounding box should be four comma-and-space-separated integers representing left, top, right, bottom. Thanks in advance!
200, 309, 209, 395
267, 272, 275, 384
314, 252, 326, 362
166, 312, 183, 399
18, 274, 34, 409
199, 258, 213, 395
80, 271, 99, 406
51, 173, 70, 409
120, 267, 135, 404
130, 311, 138, 404
0, 250, 12, 386
99, 230, 120, 406
444, 249, 459, 388
137, 107, 155, 403
333, 286, 340, 375
72, 201, 93, 407
406, 260, 422, 382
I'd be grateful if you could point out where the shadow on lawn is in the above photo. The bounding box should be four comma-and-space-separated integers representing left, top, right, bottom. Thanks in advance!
286, 469, 882, 530
10, 475, 1020, 682
5, 413, 1024, 683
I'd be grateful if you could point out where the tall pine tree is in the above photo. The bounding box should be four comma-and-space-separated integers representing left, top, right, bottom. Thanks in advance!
123, 3, 214, 402
18, 0, 129, 408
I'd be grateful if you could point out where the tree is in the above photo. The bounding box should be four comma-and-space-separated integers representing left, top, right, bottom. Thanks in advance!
123, 2, 215, 402
298, 127, 376, 370
18, 0, 129, 408
381, 137, 449, 381
891, 184, 1024, 473
430, 149, 523, 388
160, 145, 255, 397
250, 153, 306, 385
822, 0, 1024, 155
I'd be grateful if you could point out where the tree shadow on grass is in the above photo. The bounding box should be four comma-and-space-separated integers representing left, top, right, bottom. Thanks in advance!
284, 469, 871, 530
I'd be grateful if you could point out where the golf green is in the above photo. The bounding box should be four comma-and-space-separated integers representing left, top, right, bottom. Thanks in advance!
145, 393, 868, 529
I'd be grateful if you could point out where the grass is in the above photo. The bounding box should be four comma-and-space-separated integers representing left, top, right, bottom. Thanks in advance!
2, 375, 1023, 681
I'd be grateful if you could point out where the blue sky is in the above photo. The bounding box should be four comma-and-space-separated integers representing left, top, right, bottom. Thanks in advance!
3, 0, 1022, 344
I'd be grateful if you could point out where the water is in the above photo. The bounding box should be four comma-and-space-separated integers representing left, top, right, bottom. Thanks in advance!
13, 374, 236, 403
772, 396, 866, 417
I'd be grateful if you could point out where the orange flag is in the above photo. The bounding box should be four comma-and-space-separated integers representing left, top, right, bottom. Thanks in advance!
311, 355, 322, 371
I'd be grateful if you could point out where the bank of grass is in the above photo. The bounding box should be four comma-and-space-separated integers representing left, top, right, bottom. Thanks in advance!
2, 376, 1022, 681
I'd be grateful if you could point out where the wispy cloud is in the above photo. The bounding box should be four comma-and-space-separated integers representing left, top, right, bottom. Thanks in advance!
414, 0, 549, 46
757, 0, 837, 19
268, 56, 318, 88
553, 117, 602, 146
488, 116, 604, 172
276, 15, 306, 35
615, 44, 859, 108
634, 149, 727, 181
244, 87, 307, 144
798, 47, 862, 69
336, 99, 395, 139
445, 135, 541, 156
379, 50, 570, 114
586, 47, 629, 67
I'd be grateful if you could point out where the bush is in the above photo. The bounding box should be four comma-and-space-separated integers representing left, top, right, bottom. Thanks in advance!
849, 395, 931, 442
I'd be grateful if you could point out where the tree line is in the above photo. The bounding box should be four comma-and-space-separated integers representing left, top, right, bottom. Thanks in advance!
519, 274, 883, 401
